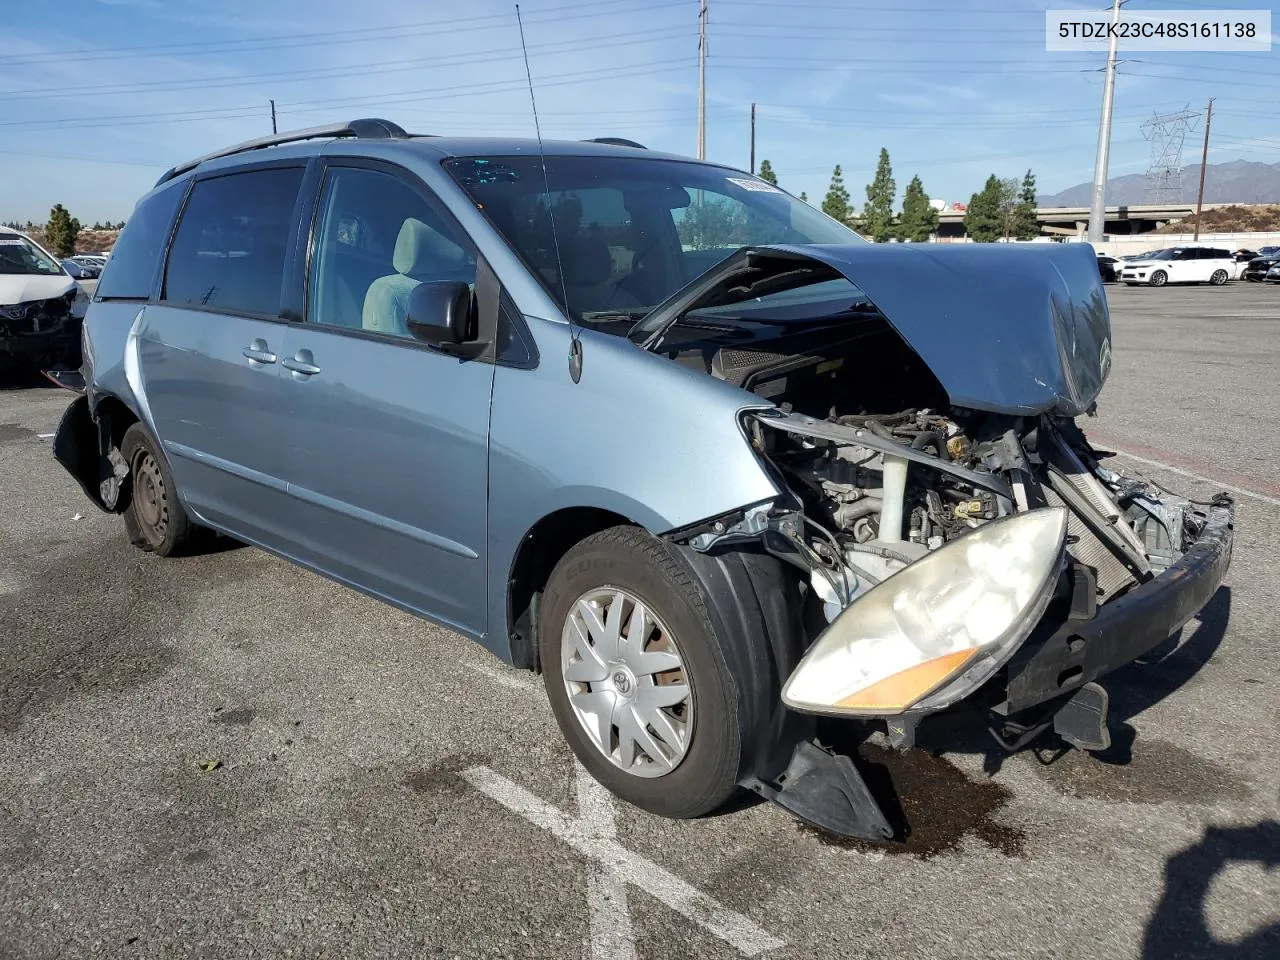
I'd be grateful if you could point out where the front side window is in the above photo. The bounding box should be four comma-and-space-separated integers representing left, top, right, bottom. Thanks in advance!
0, 235, 64, 277
443, 155, 860, 327
163, 167, 303, 316
308, 166, 476, 338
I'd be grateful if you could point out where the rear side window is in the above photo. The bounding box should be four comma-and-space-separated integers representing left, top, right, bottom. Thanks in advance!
95, 179, 186, 300
163, 167, 304, 317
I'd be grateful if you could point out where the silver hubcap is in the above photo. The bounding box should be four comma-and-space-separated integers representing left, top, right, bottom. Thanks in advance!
561, 587, 692, 778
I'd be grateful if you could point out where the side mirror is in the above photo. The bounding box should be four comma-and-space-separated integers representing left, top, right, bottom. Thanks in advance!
407, 280, 474, 346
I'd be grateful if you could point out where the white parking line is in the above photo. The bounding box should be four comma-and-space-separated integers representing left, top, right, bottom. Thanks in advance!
576, 765, 637, 960
462, 660, 540, 692
1110, 447, 1280, 508
463, 765, 785, 957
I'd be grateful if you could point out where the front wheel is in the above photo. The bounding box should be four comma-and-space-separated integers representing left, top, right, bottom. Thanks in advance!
1148, 270, 1168, 287
1210, 269, 1229, 285
540, 526, 746, 819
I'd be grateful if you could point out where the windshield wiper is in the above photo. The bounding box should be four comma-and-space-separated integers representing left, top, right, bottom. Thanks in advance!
581, 309, 653, 322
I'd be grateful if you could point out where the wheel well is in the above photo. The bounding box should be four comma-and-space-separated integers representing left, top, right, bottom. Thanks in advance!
506, 507, 634, 672
93, 394, 139, 450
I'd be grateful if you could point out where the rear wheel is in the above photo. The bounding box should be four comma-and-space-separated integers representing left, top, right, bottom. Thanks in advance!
120, 423, 195, 557
1210, 269, 1229, 286
1148, 270, 1168, 287
540, 526, 745, 819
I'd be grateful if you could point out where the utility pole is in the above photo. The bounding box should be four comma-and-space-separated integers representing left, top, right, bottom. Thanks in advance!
270, 99, 277, 134
697, 0, 707, 160
1087, 0, 1124, 243
1193, 98, 1214, 241
749, 102, 756, 174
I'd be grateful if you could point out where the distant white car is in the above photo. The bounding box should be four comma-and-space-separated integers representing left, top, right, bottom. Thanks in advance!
1120, 246, 1235, 287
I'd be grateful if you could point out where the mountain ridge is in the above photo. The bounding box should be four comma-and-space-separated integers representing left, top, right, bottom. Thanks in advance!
1038, 159, 1280, 207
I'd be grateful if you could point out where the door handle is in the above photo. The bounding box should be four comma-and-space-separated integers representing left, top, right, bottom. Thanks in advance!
282, 350, 321, 378
242, 339, 277, 365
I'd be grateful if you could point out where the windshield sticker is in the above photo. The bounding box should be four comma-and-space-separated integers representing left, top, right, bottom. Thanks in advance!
726, 177, 780, 193
0, 238, 27, 245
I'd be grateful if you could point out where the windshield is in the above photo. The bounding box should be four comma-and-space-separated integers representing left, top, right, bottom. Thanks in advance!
0, 235, 66, 276
1141, 248, 1177, 261
443, 155, 862, 325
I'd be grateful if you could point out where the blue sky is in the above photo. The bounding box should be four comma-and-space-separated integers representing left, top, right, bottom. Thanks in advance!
2, 0, 1278, 223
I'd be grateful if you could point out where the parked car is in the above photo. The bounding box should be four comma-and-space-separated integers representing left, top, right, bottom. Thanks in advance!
1266, 263, 1280, 283
61, 258, 100, 280
52, 120, 1234, 839
1096, 254, 1119, 283
72, 254, 109, 273
0, 228, 88, 375
1119, 246, 1235, 286
1243, 249, 1280, 282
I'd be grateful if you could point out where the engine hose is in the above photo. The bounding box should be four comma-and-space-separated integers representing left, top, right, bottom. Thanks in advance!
846, 540, 918, 565
911, 430, 951, 461
865, 419, 897, 442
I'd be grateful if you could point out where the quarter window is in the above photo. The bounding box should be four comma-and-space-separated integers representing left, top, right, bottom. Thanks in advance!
163, 167, 304, 316
308, 166, 476, 338
95, 178, 187, 300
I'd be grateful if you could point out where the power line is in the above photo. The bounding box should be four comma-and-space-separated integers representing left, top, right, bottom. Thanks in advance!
1, 0, 683, 66
0, 28, 687, 101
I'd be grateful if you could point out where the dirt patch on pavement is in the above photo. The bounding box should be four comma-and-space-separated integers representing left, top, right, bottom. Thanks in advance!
0, 539, 185, 734
799, 743, 1026, 859
0, 423, 35, 443
1027, 737, 1250, 805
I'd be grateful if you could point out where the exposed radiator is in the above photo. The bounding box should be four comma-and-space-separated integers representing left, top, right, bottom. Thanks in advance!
1042, 485, 1135, 603
1042, 431, 1150, 603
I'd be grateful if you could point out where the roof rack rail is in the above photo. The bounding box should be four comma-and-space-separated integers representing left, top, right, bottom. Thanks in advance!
583, 137, 647, 149
155, 118, 410, 186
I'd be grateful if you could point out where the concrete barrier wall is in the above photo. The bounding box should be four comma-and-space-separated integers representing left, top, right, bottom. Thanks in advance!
930, 233, 1280, 256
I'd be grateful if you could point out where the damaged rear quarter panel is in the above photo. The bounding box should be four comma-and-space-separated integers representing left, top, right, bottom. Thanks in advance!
776, 242, 1112, 417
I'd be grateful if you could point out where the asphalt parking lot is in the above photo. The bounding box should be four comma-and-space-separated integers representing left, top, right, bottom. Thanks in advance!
2, 283, 1278, 959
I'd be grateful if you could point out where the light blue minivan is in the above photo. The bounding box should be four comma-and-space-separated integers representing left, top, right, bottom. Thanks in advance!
54, 120, 1233, 839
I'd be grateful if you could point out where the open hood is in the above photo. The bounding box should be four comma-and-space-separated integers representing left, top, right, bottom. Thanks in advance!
633, 242, 1112, 417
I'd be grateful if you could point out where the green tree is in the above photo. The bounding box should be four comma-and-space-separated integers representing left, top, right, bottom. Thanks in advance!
1013, 168, 1039, 240
756, 159, 778, 185
45, 204, 79, 257
862, 147, 896, 242
996, 177, 1021, 240
898, 174, 939, 242
964, 175, 1004, 242
822, 165, 851, 223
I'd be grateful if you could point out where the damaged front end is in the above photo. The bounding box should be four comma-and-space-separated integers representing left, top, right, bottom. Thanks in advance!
649, 243, 1234, 838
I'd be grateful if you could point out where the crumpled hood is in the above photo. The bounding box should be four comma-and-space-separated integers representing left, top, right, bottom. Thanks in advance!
0, 274, 76, 307
768, 242, 1113, 417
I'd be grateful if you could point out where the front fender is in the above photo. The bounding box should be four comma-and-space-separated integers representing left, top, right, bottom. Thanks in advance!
484, 321, 781, 657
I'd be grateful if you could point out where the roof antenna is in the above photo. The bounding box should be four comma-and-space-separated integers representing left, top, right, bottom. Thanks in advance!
516, 3, 582, 384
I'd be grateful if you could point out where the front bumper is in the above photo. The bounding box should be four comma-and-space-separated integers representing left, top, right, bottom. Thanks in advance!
995, 500, 1234, 714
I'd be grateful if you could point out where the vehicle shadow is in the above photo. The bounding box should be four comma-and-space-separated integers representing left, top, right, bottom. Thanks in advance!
1142, 821, 1280, 960
915, 584, 1233, 774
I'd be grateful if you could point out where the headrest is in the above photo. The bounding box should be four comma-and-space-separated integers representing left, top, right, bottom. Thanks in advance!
393, 217, 465, 277
559, 235, 614, 286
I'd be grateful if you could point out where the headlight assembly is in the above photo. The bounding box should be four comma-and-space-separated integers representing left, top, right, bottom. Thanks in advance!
782, 507, 1068, 717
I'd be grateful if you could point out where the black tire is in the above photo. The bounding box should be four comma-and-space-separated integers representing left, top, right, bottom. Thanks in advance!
120, 423, 194, 557
1148, 270, 1168, 287
540, 525, 745, 819
1210, 269, 1229, 286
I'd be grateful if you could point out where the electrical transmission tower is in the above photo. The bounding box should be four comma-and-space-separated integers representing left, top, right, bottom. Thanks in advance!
1141, 106, 1199, 204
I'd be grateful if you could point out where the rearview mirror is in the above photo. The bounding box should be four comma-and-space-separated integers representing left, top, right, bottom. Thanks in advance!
407, 280, 474, 346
